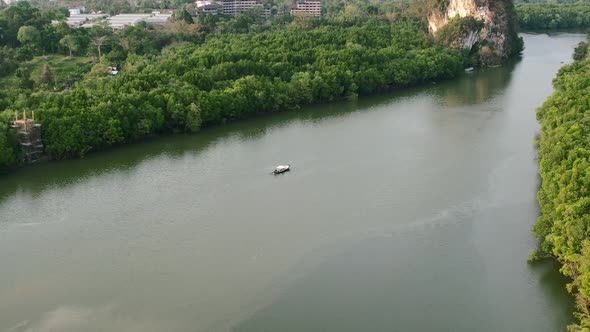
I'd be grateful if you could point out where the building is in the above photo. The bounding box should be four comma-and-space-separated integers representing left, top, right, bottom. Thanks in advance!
107, 12, 172, 29
143, 12, 173, 25
65, 14, 108, 27
216, 0, 264, 16
195, 0, 212, 7
290, 0, 321, 17
196, 3, 222, 15
107, 13, 153, 29
195, 0, 280, 17
65, 12, 171, 29
68, 6, 86, 16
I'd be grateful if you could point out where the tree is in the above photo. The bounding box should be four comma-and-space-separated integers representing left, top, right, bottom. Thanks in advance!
172, 7, 194, 24
532, 52, 590, 330
59, 34, 79, 57
185, 103, 202, 132
55, 21, 71, 36
17, 25, 40, 50
88, 24, 112, 59
0, 122, 19, 168
573, 41, 588, 61
40, 25, 60, 54
0, 2, 41, 47
0, 46, 18, 77
15, 46, 34, 61
15, 66, 33, 89
92, 35, 108, 59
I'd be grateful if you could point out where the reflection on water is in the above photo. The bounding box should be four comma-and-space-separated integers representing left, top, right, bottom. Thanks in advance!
534, 259, 576, 321
436, 59, 519, 107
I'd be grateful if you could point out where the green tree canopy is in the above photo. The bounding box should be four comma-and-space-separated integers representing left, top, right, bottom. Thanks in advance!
17, 25, 40, 48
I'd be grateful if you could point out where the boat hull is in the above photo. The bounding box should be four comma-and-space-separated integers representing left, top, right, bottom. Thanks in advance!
273, 167, 290, 174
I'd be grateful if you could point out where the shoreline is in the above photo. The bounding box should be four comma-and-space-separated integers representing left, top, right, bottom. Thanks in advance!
0, 73, 463, 175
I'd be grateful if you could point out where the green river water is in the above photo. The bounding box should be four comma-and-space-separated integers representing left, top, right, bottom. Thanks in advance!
0, 32, 585, 331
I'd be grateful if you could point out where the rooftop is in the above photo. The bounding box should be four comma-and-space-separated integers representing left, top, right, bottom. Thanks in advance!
66, 12, 172, 28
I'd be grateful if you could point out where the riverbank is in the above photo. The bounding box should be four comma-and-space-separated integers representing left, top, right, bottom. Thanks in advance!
0, 18, 469, 172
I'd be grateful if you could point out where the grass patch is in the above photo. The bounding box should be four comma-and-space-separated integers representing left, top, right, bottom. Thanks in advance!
0, 55, 94, 90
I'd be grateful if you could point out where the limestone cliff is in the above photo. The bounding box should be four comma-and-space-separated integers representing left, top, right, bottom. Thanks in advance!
428, 0, 523, 66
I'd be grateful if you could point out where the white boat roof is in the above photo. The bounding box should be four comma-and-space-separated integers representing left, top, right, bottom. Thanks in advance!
276, 165, 289, 169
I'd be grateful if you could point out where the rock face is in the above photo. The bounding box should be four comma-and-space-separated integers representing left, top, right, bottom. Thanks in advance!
428, 0, 522, 66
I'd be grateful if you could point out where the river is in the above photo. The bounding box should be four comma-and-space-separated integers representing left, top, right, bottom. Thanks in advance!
0, 32, 585, 332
